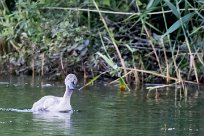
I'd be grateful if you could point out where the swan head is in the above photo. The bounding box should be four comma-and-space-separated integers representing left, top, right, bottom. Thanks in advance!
65, 74, 78, 91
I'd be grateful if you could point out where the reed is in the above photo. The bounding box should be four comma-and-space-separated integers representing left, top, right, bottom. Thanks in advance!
93, 0, 203, 90
1, 0, 204, 91
93, 1, 128, 82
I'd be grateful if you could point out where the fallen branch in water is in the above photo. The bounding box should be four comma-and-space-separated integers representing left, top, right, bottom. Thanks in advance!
109, 67, 199, 85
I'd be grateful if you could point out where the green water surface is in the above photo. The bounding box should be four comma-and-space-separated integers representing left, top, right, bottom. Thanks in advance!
0, 76, 203, 136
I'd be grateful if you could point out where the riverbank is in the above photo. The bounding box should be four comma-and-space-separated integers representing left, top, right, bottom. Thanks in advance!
0, 1, 204, 86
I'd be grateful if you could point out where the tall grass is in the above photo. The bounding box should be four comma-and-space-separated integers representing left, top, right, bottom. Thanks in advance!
91, 0, 202, 91
1, 0, 204, 92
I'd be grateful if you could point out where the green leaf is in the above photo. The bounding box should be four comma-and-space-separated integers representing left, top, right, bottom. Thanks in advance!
146, 0, 160, 10
161, 13, 194, 38
103, 0, 110, 6
96, 52, 118, 70
78, 71, 109, 90
119, 77, 131, 92
163, 0, 180, 18
124, 44, 135, 53
146, 0, 154, 9
119, 77, 126, 92
119, 77, 126, 86
78, 74, 101, 90
136, 0, 142, 6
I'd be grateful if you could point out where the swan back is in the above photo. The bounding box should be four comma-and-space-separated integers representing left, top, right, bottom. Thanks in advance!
32, 74, 78, 113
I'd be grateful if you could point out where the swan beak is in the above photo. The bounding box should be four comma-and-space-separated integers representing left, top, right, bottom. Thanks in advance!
68, 83, 76, 90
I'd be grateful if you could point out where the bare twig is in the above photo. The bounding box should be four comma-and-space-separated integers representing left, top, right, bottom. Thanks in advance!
41, 7, 204, 16
109, 67, 199, 85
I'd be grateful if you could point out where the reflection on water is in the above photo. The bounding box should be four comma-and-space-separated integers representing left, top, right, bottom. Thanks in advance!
0, 76, 203, 135
32, 111, 73, 135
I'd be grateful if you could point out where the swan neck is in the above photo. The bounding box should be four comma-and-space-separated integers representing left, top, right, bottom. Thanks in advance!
56, 86, 73, 111
63, 86, 73, 98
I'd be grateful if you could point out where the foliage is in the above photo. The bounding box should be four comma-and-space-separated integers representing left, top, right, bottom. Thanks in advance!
0, 0, 90, 77
0, 0, 204, 88
92, 0, 204, 86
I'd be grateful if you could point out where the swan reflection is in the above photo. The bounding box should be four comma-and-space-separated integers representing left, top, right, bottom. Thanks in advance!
32, 111, 73, 135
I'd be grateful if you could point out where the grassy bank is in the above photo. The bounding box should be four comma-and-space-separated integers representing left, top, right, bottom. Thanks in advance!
0, 0, 204, 87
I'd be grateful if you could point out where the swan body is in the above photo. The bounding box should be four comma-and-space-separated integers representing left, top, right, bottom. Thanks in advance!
31, 74, 78, 113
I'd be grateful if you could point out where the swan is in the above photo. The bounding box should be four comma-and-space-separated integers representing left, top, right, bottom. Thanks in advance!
31, 74, 78, 113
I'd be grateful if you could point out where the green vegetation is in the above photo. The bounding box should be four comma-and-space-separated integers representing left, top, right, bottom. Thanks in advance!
0, 0, 204, 88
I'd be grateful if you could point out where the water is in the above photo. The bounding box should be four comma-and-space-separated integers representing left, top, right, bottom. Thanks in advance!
0, 76, 204, 135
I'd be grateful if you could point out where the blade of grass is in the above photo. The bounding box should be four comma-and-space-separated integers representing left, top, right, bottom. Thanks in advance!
174, 0, 198, 84
78, 71, 108, 90
163, 0, 180, 18
161, 12, 194, 38
96, 52, 118, 70
93, 0, 128, 82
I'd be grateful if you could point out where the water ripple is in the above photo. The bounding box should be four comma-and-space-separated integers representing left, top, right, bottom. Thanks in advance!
0, 108, 32, 112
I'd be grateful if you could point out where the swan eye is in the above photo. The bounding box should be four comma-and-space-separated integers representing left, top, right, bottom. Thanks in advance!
72, 79, 77, 86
